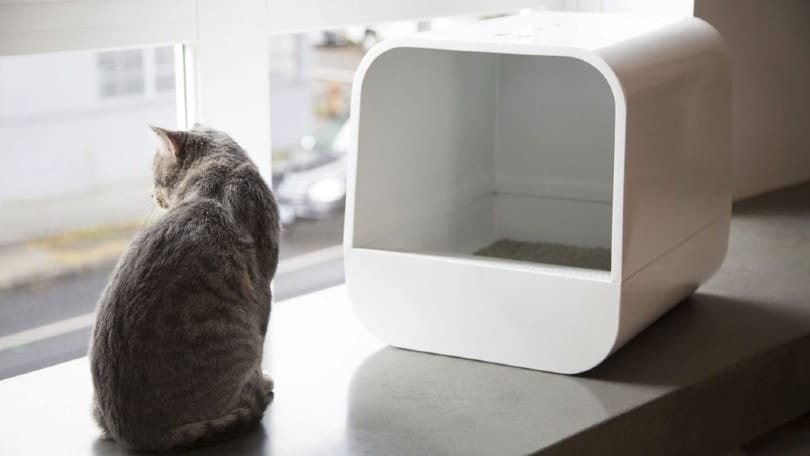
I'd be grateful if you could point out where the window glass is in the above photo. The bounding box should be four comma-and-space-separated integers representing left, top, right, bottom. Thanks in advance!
268, 15, 495, 298
0, 15, 496, 380
0, 46, 178, 379
153, 47, 176, 93
96, 49, 145, 97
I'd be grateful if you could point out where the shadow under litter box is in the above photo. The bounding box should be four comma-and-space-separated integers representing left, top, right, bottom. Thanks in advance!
474, 239, 611, 271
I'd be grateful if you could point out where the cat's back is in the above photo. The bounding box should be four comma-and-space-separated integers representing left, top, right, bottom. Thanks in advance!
90, 126, 278, 451
108, 197, 244, 299
91, 198, 258, 420
92, 197, 254, 370
113, 196, 249, 305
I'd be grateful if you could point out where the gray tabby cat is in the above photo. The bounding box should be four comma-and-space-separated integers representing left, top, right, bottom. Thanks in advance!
90, 124, 280, 452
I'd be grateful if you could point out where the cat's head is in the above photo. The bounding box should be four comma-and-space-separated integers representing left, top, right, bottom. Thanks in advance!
148, 124, 238, 209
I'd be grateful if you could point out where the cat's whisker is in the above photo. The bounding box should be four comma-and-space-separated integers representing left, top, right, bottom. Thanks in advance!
138, 203, 159, 232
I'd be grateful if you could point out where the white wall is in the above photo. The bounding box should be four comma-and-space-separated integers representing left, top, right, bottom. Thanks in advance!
551, 0, 810, 199
0, 50, 175, 203
0, 102, 175, 203
696, 0, 810, 198
0, 52, 98, 119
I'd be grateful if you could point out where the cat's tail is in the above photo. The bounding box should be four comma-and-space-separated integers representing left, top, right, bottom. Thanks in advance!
152, 374, 273, 452
116, 374, 274, 452
158, 406, 264, 452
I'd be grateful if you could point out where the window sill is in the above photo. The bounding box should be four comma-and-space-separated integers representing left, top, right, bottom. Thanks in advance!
2, 183, 810, 455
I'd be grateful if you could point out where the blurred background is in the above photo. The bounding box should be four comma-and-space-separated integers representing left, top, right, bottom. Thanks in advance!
1, 0, 808, 386
0, 15, 500, 379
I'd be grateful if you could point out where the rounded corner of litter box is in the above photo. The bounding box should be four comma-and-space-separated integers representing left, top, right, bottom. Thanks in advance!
350, 38, 433, 145
563, 48, 626, 97
560, 352, 615, 375
557, 295, 624, 375
540, 341, 620, 375
344, 266, 394, 345
508, 283, 623, 375
352, 37, 423, 93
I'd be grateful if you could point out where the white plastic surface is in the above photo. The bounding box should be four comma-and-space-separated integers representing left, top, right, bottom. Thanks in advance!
345, 12, 731, 374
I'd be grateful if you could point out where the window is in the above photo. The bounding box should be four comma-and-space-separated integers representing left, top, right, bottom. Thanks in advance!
0, 0, 546, 379
153, 47, 176, 93
95, 46, 175, 99
269, 16, 502, 298
96, 49, 145, 98
0, 46, 178, 379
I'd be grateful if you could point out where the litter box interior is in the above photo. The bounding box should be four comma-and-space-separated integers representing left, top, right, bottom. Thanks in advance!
352, 48, 616, 274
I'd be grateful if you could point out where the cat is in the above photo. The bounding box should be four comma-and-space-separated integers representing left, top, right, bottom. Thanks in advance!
89, 124, 280, 452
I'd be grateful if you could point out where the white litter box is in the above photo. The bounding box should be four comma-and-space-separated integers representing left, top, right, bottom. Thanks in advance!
344, 12, 731, 374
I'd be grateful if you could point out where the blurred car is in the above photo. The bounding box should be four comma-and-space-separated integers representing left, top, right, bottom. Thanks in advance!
310, 15, 505, 51
310, 30, 352, 48
345, 22, 421, 50
277, 156, 347, 220
310, 22, 419, 50
276, 118, 350, 220
346, 17, 488, 50
276, 203, 296, 226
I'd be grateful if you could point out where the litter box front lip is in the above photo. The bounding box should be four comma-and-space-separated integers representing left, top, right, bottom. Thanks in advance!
345, 247, 623, 374
348, 247, 614, 283
348, 35, 629, 281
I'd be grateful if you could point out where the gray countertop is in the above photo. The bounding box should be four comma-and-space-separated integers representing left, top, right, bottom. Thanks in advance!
1, 183, 809, 456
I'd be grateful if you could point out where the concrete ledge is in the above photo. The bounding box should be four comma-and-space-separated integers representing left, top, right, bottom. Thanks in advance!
1, 183, 809, 455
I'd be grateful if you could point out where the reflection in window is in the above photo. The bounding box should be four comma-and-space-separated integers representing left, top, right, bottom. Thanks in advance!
265, 16, 496, 299
96, 49, 145, 98
0, 46, 178, 378
154, 47, 175, 93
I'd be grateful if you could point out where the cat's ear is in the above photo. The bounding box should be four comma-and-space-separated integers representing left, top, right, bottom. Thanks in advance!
148, 125, 187, 160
